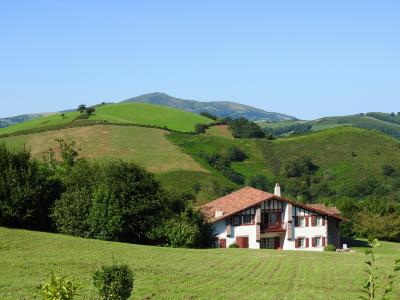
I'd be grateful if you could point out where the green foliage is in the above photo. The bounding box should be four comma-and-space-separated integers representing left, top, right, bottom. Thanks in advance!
149, 201, 213, 248
0, 143, 61, 230
93, 263, 134, 300
360, 239, 400, 300
200, 150, 246, 185
324, 244, 336, 251
353, 211, 400, 242
228, 117, 265, 138
200, 112, 218, 120
383, 165, 396, 177
77, 104, 86, 113
37, 272, 79, 300
53, 160, 169, 243
85, 107, 95, 115
265, 123, 312, 137
54, 138, 80, 168
248, 174, 271, 191
195, 123, 208, 134
229, 243, 239, 248
224, 146, 247, 162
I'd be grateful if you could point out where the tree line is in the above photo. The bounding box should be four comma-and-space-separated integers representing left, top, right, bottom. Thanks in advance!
0, 141, 213, 248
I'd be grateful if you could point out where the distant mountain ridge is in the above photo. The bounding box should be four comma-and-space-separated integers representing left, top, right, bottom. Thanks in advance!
0, 113, 49, 128
122, 92, 297, 122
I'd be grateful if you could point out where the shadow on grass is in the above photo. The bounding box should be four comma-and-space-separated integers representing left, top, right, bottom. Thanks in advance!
341, 237, 370, 248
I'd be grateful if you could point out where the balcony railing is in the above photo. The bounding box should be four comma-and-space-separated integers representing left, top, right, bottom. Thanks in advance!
261, 222, 286, 232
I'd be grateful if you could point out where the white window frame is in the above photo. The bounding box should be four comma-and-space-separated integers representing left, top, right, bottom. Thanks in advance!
299, 217, 306, 227
315, 216, 322, 226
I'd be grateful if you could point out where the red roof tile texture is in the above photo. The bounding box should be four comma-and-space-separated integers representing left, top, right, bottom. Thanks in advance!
201, 186, 344, 223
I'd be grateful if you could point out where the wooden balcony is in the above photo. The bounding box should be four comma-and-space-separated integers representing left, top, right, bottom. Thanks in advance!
260, 222, 286, 233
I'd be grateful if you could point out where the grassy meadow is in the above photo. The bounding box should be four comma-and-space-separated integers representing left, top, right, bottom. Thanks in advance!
0, 125, 205, 174
0, 103, 213, 136
1, 227, 399, 299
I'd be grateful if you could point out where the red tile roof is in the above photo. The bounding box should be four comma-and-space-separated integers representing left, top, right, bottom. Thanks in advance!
201, 186, 344, 223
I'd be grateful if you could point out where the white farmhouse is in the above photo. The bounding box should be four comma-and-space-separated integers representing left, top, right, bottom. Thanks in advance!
201, 185, 344, 250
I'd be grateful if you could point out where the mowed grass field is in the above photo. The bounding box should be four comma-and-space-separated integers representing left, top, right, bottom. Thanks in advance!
0, 125, 205, 173
1, 227, 399, 299
90, 102, 213, 132
0, 103, 213, 136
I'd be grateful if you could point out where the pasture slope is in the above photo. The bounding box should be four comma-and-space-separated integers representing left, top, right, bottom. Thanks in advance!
168, 127, 400, 193
1, 227, 399, 299
258, 113, 400, 139
0, 102, 213, 136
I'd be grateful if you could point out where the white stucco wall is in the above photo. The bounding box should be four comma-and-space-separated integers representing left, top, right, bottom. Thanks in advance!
213, 220, 259, 248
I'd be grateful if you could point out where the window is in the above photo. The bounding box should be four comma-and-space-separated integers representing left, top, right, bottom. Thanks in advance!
315, 217, 321, 226
243, 215, 253, 224
299, 237, 306, 248
260, 237, 274, 249
314, 236, 321, 247
268, 213, 277, 226
298, 217, 306, 227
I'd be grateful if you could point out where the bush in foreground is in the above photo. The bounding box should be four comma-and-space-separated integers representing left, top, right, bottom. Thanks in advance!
324, 244, 336, 251
229, 243, 239, 248
93, 263, 134, 300
37, 272, 79, 300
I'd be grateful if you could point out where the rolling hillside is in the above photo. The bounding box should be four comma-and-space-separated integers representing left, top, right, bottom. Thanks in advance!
122, 92, 296, 121
167, 127, 400, 201
0, 102, 213, 136
1, 227, 399, 299
0, 113, 48, 128
259, 112, 400, 139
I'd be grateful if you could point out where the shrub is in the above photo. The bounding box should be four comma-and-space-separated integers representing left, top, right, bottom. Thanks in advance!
229, 243, 239, 248
194, 123, 208, 134
93, 263, 134, 300
324, 244, 336, 251
228, 118, 265, 138
248, 174, 270, 191
224, 146, 247, 162
37, 272, 79, 300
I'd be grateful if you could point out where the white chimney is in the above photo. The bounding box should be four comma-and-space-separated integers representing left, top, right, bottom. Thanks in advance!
274, 183, 281, 197
214, 208, 223, 218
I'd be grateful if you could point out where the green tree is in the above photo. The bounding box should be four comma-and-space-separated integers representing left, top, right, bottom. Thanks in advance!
248, 174, 271, 191
77, 104, 86, 113
85, 106, 96, 115
0, 143, 61, 230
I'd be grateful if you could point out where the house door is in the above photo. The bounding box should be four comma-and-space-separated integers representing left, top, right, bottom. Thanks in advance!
274, 236, 281, 249
236, 236, 249, 248
219, 238, 226, 248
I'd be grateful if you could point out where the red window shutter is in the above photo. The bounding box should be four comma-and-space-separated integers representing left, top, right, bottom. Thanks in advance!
322, 217, 326, 226
306, 238, 309, 247
305, 216, 309, 227
311, 216, 316, 226
322, 237, 326, 246
295, 238, 299, 248
312, 237, 315, 247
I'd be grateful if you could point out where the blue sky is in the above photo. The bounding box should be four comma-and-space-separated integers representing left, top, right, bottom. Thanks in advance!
0, 0, 399, 119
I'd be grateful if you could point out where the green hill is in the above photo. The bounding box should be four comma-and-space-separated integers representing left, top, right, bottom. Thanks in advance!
259, 113, 400, 139
0, 102, 213, 136
122, 92, 297, 121
1, 227, 399, 299
167, 127, 400, 201
2, 123, 400, 204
